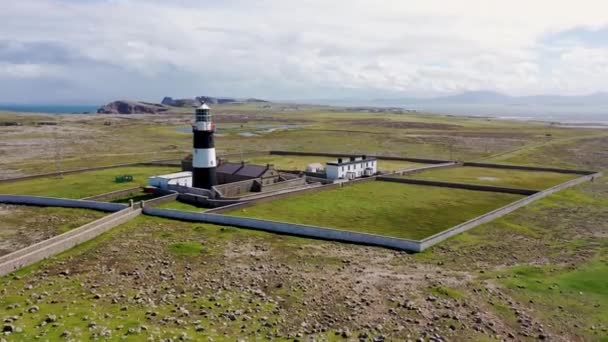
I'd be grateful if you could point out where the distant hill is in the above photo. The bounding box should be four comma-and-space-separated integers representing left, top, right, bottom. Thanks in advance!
97, 100, 170, 114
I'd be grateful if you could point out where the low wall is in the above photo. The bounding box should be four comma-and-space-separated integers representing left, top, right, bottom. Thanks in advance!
139, 161, 181, 167
418, 172, 601, 251
142, 192, 178, 207
269, 150, 451, 164
142, 208, 422, 252
0, 195, 128, 212
392, 162, 459, 176
0, 207, 141, 276
463, 162, 595, 175
221, 151, 270, 159
376, 177, 539, 195
176, 193, 242, 208
81, 186, 141, 201
213, 179, 257, 198
260, 176, 306, 192
0, 159, 180, 183
166, 184, 213, 197
207, 182, 337, 214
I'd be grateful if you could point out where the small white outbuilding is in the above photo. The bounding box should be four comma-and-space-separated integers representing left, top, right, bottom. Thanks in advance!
148, 171, 193, 189
306, 163, 324, 173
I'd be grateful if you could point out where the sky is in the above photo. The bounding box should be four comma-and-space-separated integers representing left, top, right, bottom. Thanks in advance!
1, 0, 608, 104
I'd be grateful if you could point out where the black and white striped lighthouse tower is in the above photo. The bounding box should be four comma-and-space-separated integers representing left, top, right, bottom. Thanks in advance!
192, 103, 218, 189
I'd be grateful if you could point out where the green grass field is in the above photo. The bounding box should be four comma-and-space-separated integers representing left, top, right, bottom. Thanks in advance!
0, 166, 179, 199
244, 154, 426, 173
228, 181, 523, 240
403, 166, 577, 190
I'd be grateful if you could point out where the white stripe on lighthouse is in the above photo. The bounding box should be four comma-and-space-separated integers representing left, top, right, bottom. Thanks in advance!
193, 148, 216, 168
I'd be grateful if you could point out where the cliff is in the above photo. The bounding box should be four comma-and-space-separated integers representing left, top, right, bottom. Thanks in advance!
97, 101, 170, 114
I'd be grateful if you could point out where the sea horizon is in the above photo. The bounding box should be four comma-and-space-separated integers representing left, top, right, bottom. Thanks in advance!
0, 104, 99, 114
1, 102, 607, 126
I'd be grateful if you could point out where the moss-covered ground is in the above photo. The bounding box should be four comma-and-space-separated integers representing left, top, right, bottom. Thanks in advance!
227, 181, 523, 240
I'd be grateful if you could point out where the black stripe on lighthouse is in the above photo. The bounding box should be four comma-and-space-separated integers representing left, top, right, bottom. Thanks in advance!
192, 130, 217, 189
193, 130, 214, 148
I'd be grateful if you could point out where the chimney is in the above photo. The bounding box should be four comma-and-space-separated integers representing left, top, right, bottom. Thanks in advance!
338, 158, 343, 163
350, 156, 355, 162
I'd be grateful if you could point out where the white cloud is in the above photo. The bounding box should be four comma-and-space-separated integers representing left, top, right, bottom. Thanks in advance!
0, 0, 607, 102
0, 62, 61, 78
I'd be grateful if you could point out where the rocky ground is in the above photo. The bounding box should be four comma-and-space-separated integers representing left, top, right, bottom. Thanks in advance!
0, 174, 606, 341
0, 205, 105, 256
0, 107, 607, 341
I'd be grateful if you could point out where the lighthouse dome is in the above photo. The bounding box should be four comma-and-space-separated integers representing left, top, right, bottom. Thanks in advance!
199, 103, 210, 110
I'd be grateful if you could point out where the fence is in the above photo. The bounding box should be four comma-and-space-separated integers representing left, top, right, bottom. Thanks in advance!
463, 162, 595, 175
269, 150, 452, 164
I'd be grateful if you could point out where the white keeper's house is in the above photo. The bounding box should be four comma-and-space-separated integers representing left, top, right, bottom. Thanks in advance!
325, 155, 377, 180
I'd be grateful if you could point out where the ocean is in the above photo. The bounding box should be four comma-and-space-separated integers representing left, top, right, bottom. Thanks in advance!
1, 102, 607, 125
0, 104, 99, 114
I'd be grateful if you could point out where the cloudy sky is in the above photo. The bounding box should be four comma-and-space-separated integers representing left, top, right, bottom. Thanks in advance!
1, 0, 608, 104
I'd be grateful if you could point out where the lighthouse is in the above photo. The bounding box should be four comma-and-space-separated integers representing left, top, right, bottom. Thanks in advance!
192, 103, 218, 189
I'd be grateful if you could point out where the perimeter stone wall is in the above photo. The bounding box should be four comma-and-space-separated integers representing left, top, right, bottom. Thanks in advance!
143, 208, 422, 252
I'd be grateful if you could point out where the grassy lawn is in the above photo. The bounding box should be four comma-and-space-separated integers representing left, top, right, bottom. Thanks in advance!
402, 166, 578, 190
245, 154, 426, 173
227, 181, 523, 240
0, 166, 178, 199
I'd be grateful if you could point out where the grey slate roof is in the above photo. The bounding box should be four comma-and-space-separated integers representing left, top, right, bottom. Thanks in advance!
217, 162, 270, 178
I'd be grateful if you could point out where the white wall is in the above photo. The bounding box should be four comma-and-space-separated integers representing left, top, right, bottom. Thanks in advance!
149, 175, 192, 189
326, 159, 377, 180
